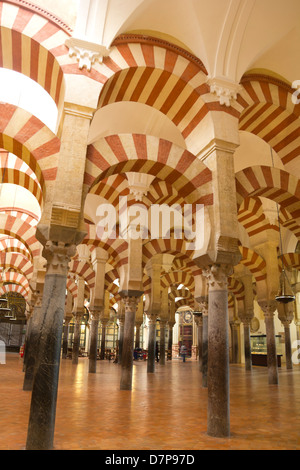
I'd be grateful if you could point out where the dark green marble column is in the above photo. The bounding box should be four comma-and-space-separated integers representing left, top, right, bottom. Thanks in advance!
26, 241, 75, 450
120, 295, 140, 390
23, 293, 43, 391
147, 316, 156, 373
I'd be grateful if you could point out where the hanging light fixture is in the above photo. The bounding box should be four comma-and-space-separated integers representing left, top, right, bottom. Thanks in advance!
269, 147, 295, 304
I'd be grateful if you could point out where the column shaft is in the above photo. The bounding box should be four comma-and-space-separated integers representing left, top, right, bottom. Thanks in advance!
72, 313, 83, 364
62, 320, 70, 359
26, 273, 67, 449
89, 314, 100, 373
147, 318, 156, 373
23, 300, 43, 391
284, 324, 293, 370
244, 322, 252, 371
100, 321, 107, 359
118, 319, 124, 364
202, 314, 208, 388
203, 264, 232, 438
120, 297, 139, 390
264, 308, 279, 385
160, 322, 166, 366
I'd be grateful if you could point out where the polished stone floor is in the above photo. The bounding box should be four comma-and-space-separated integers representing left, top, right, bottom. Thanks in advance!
0, 353, 300, 450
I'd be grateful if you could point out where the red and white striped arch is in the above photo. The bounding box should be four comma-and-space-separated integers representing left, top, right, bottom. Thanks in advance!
0, 281, 28, 299
237, 75, 300, 170
235, 165, 300, 220
169, 287, 193, 302
239, 246, 267, 282
281, 252, 300, 270
160, 270, 195, 294
238, 196, 300, 241
0, 151, 43, 206
98, 35, 241, 155
228, 277, 244, 301
175, 298, 194, 310
0, 0, 70, 106
0, 251, 33, 278
142, 238, 195, 268
0, 235, 31, 258
99, 36, 209, 149
0, 213, 41, 259
86, 134, 213, 206
84, 226, 129, 270
0, 103, 60, 195
68, 259, 95, 290
2, 270, 29, 291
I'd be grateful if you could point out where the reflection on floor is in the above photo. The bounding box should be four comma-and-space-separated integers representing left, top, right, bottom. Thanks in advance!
1, 353, 300, 450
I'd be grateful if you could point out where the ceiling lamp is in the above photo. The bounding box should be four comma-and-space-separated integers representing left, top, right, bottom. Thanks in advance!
269, 147, 295, 304
276, 269, 295, 304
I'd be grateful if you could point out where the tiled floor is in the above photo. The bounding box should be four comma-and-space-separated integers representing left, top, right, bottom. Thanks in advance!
1, 353, 300, 450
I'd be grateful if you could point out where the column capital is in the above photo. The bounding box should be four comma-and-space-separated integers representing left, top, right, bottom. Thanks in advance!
193, 314, 203, 327
89, 307, 103, 322
42, 241, 76, 276
147, 313, 158, 324
73, 310, 85, 323
239, 307, 254, 325
122, 295, 141, 313
202, 264, 233, 291
259, 301, 277, 318
196, 295, 208, 316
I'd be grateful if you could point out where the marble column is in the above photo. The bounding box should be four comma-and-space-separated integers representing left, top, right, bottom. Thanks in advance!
100, 319, 108, 359
62, 318, 71, 359
147, 316, 157, 373
89, 247, 107, 369
193, 312, 203, 371
72, 310, 84, 364
237, 273, 255, 371
159, 320, 167, 366
135, 322, 142, 349
62, 291, 73, 359
198, 298, 208, 387
23, 292, 43, 391
243, 318, 252, 371
26, 241, 76, 450
283, 320, 293, 370
230, 319, 240, 364
203, 264, 232, 438
118, 316, 125, 364
260, 302, 279, 385
72, 276, 86, 364
120, 295, 140, 390
278, 302, 294, 370
89, 309, 101, 372
167, 322, 175, 360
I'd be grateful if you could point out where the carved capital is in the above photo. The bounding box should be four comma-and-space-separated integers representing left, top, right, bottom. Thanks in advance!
196, 296, 208, 316
259, 301, 277, 319
147, 313, 158, 325
74, 310, 85, 324
65, 37, 110, 71
208, 77, 240, 107
43, 241, 76, 276
239, 307, 254, 325
193, 314, 203, 327
89, 308, 103, 322
202, 264, 233, 291
122, 296, 140, 314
